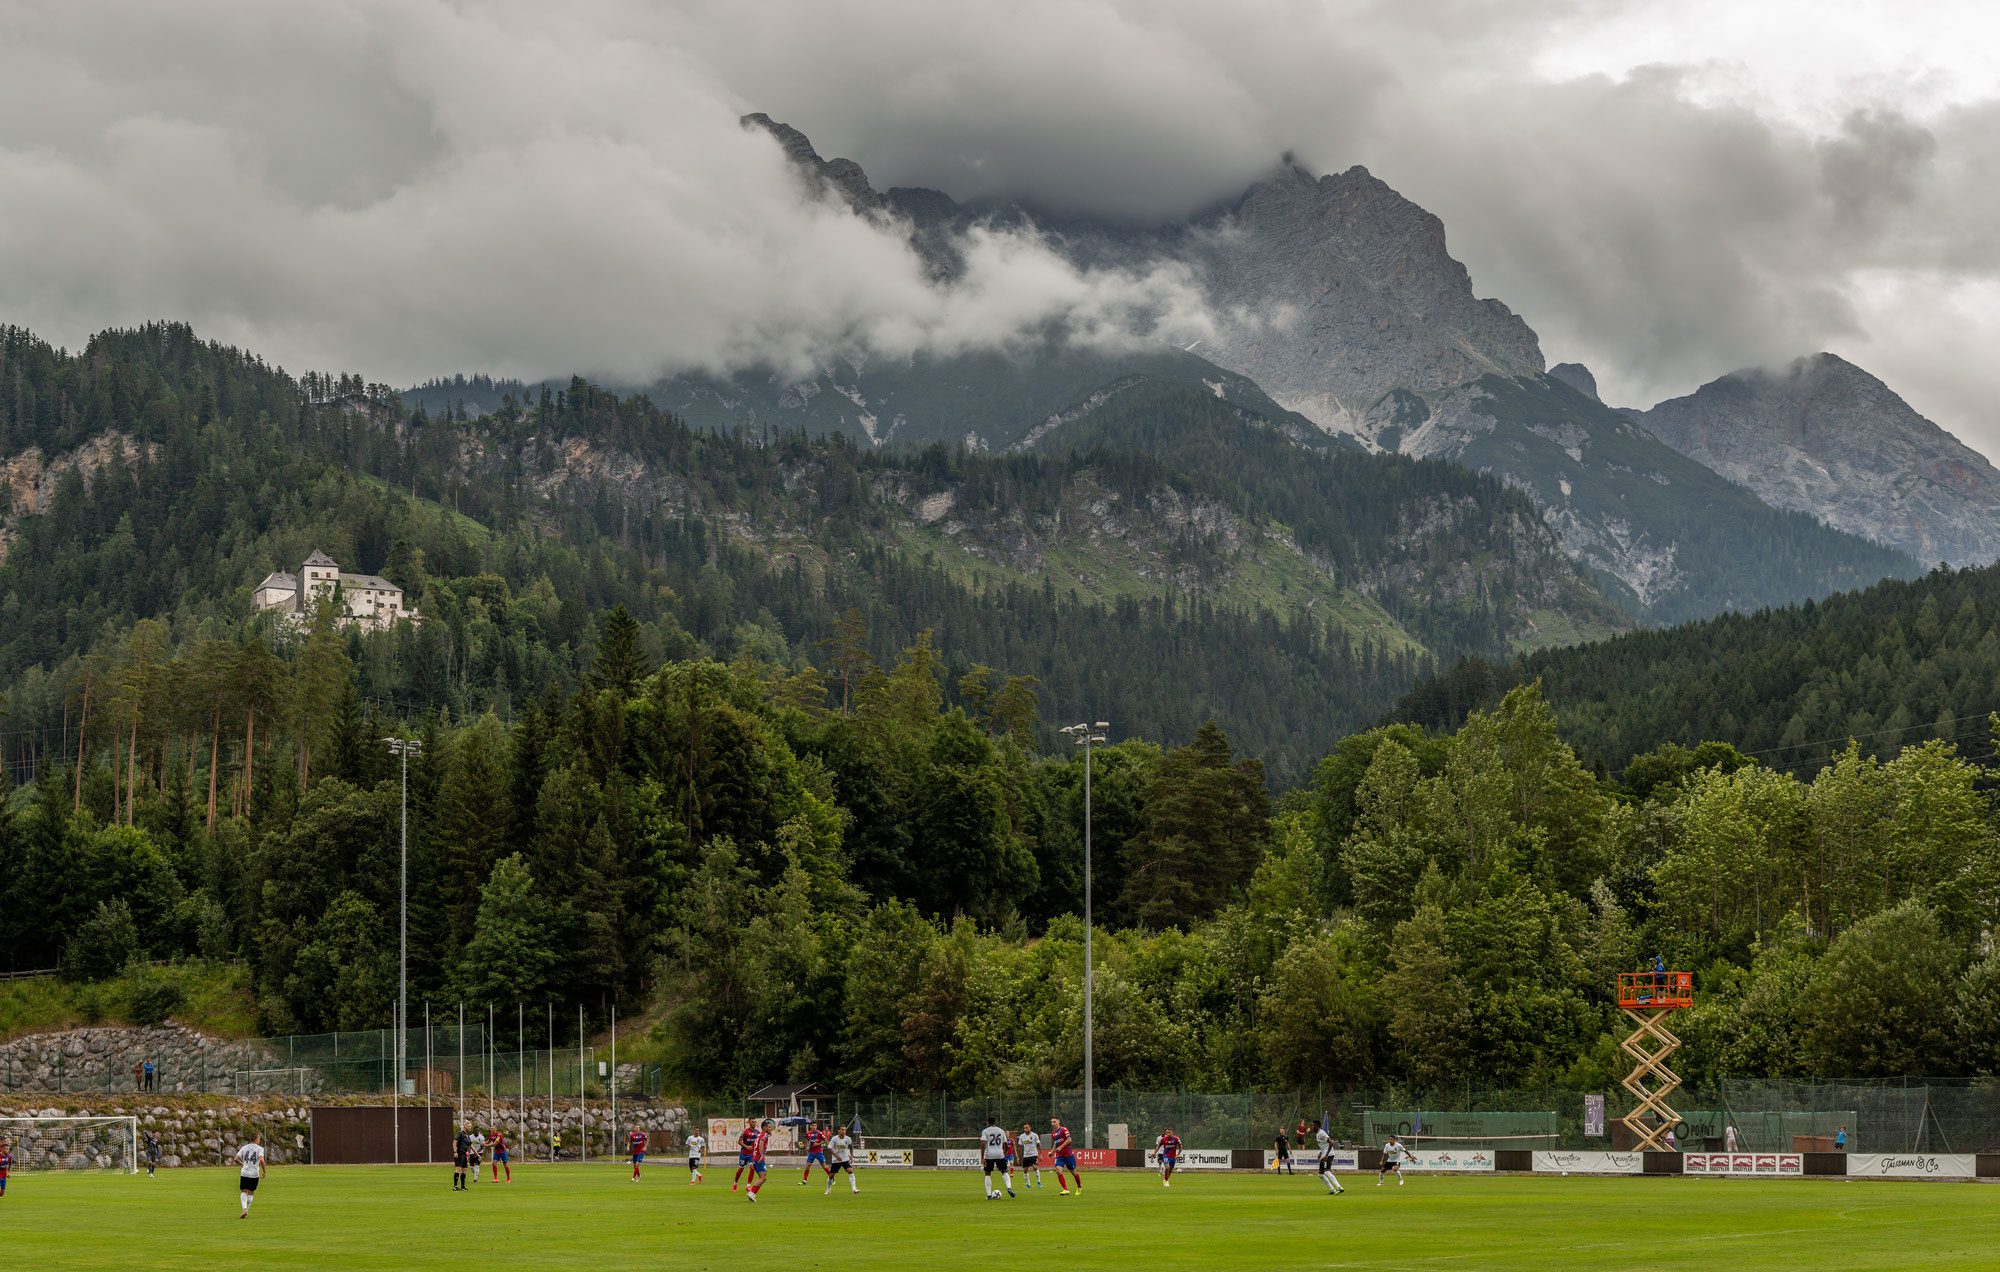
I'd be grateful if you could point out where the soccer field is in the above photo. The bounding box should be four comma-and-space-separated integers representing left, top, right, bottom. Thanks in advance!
5, 1165, 1996, 1270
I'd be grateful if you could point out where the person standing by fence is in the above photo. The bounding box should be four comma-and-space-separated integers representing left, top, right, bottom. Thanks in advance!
1274, 1127, 1294, 1175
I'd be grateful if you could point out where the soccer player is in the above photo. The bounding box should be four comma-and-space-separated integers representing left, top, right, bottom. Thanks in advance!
1003, 1129, 1019, 1192
1, 1136, 12, 1198
686, 1130, 706, 1184
468, 1123, 485, 1182
235, 1132, 267, 1218
626, 1126, 648, 1181
1018, 1124, 1042, 1188
1314, 1121, 1345, 1195
745, 1119, 774, 1201
824, 1127, 858, 1195
1049, 1117, 1081, 1194
733, 1122, 761, 1191
487, 1126, 511, 1183
1274, 1127, 1294, 1175
1379, 1134, 1406, 1186
1156, 1127, 1181, 1187
801, 1124, 829, 1184
453, 1121, 476, 1191
145, 1131, 162, 1178
980, 1117, 1010, 1199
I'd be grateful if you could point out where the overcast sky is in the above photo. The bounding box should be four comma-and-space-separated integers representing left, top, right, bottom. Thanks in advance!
4, 0, 1997, 453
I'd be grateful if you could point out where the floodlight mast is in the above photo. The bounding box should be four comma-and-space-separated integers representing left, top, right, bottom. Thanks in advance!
1060, 721, 1108, 1150
385, 736, 423, 1164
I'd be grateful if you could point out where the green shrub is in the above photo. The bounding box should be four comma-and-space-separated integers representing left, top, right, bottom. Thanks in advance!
128, 975, 186, 1027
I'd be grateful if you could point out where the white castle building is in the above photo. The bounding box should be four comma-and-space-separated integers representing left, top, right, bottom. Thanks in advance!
253, 549, 414, 631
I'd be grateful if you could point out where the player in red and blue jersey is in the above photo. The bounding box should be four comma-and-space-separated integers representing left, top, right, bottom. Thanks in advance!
1003, 1130, 1018, 1193
733, 1123, 761, 1191
1049, 1117, 1082, 1194
1156, 1128, 1182, 1187
800, 1125, 830, 1184
626, 1128, 648, 1181
487, 1127, 511, 1183
0, 1137, 11, 1198
745, 1120, 774, 1201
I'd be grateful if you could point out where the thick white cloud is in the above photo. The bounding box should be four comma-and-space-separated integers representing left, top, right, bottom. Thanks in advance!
3, 0, 1997, 452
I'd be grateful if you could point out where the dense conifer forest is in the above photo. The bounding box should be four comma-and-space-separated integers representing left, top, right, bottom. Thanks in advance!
1392, 562, 2000, 778
4, 323, 1998, 1096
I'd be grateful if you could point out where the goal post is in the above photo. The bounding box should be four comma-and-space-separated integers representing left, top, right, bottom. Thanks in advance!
0, 1116, 140, 1174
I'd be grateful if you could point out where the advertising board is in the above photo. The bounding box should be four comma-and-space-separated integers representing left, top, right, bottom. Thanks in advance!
860, 1148, 914, 1167
1847, 1153, 1976, 1179
1531, 1150, 1643, 1175
1683, 1153, 1802, 1175
936, 1148, 984, 1169
1142, 1148, 1233, 1170
1267, 1149, 1357, 1170
1406, 1150, 1493, 1172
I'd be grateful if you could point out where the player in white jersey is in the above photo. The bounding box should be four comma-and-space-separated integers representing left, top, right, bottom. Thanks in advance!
1017, 1125, 1043, 1188
685, 1132, 706, 1184
1314, 1121, 1345, 1194
235, 1132, 268, 1218
1379, 1135, 1406, 1185
824, 1130, 858, 1195
980, 1117, 1011, 1199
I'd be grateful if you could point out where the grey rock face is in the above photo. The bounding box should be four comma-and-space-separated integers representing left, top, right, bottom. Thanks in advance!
1634, 354, 2000, 566
1180, 165, 1544, 431
1548, 363, 1599, 402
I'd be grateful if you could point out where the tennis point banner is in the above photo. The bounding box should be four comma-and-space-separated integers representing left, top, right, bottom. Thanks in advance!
1532, 1151, 1644, 1175
1683, 1153, 1803, 1175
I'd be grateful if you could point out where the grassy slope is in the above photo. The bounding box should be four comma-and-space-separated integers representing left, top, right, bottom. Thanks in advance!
881, 518, 1427, 658
4, 1167, 1991, 1270
0, 966, 257, 1043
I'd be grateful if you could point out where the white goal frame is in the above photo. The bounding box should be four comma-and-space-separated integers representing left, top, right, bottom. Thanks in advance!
0, 1115, 140, 1174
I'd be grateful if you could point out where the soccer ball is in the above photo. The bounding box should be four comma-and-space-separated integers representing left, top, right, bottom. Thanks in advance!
1561, 1171, 1569, 1177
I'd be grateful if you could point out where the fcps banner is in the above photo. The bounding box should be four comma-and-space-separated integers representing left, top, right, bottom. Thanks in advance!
1847, 1153, 1977, 1179
1532, 1150, 1643, 1175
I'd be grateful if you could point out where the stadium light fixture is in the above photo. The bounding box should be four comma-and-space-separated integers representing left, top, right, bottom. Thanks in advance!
384, 735, 423, 1164
1060, 721, 1108, 1150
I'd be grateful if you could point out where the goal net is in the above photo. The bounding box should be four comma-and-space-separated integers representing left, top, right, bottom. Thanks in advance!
0, 1116, 139, 1173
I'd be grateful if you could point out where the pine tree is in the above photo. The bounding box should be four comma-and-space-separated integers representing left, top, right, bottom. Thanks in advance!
588, 606, 651, 699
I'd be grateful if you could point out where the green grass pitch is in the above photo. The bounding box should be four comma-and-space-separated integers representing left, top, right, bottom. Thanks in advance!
3, 1164, 1995, 1270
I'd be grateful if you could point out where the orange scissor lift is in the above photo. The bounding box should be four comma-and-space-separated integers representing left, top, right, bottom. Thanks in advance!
1617, 970, 1692, 1151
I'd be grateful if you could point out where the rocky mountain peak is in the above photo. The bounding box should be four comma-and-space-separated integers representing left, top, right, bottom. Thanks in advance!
1549, 363, 1599, 401
742, 113, 884, 214
1634, 352, 2000, 566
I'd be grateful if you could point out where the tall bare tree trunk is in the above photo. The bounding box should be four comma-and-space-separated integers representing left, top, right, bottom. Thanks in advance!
242, 706, 256, 815
112, 728, 122, 824
74, 684, 89, 813
127, 717, 139, 825
207, 711, 221, 833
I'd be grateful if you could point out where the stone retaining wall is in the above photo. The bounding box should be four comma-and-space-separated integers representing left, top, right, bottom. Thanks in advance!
0, 1093, 690, 1169
0, 1025, 290, 1095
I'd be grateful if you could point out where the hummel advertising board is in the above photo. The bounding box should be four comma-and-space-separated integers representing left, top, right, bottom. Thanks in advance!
1143, 1148, 1233, 1171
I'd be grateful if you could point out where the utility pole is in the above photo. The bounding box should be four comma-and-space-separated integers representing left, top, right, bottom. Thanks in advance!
1059, 721, 1108, 1150
384, 735, 422, 1166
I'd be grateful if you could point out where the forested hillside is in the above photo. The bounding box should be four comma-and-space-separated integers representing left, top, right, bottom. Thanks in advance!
1391, 561, 2000, 776
0, 323, 1618, 786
